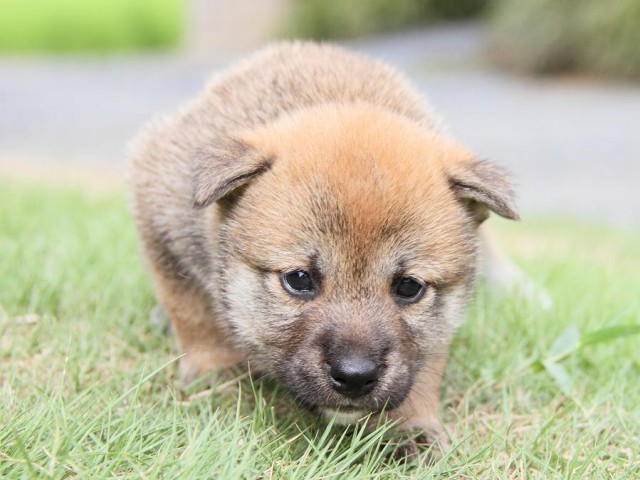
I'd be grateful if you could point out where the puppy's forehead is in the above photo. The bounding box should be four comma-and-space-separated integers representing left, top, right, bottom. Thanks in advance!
237, 105, 474, 274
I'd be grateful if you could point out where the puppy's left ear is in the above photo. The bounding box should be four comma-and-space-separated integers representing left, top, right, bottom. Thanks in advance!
192, 138, 273, 209
449, 158, 519, 223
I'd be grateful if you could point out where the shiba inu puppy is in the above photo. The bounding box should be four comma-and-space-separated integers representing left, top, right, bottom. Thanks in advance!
129, 42, 519, 455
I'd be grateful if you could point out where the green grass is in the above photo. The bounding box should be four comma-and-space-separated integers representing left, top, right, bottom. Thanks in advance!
0, 0, 181, 53
1, 179, 639, 478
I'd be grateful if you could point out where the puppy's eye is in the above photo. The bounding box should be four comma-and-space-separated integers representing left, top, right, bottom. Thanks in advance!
281, 270, 315, 298
393, 277, 426, 304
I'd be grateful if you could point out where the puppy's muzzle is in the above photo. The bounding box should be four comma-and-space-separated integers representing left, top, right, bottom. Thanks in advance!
325, 355, 382, 398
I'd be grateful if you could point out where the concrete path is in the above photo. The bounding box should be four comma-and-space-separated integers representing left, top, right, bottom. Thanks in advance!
1, 23, 638, 225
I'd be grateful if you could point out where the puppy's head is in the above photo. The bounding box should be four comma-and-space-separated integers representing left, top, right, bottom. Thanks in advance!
193, 104, 518, 419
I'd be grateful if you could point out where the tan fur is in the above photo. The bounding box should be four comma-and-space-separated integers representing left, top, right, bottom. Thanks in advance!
128, 42, 518, 456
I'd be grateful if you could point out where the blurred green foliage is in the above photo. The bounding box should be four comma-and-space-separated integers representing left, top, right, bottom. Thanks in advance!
280, 0, 489, 40
0, 0, 181, 53
490, 0, 640, 80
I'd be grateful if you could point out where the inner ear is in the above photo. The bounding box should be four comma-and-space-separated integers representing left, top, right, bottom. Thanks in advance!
449, 158, 519, 223
192, 138, 273, 209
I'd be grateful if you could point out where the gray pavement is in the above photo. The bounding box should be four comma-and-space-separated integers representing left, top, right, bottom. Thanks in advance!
1, 23, 638, 225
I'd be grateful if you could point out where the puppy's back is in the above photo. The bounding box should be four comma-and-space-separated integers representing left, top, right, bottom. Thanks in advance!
197, 42, 440, 132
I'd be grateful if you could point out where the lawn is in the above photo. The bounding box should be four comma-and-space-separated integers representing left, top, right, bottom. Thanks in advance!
1, 179, 639, 478
0, 0, 181, 53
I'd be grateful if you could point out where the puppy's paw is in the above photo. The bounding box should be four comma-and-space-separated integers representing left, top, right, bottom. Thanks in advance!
178, 348, 246, 389
178, 355, 213, 388
391, 423, 450, 464
486, 261, 553, 310
514, 275, 553, 311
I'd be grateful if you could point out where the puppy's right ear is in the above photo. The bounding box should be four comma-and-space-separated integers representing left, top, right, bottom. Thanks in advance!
192, 138, 273, 209
448, 158, 519, 224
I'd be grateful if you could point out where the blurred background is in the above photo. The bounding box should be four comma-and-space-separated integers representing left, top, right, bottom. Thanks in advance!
1, 0, 638, 224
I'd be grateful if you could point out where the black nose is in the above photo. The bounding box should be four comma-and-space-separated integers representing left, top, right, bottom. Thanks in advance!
327, 356, 381, 398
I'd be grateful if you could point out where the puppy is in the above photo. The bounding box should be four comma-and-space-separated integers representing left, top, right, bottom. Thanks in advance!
128, 42, 519, 452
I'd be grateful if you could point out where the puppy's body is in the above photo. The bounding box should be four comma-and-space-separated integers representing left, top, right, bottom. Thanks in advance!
129, 42, 518, 448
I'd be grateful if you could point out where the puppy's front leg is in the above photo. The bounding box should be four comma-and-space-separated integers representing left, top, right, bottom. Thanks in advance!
148, 262, 245, 385
385, 354, 450, 459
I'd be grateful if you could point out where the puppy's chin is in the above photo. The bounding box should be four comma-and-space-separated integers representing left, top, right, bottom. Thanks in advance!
319, 408, 370, 425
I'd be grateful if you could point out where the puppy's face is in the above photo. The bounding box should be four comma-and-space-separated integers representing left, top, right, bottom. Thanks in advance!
194, 105, 517, 419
